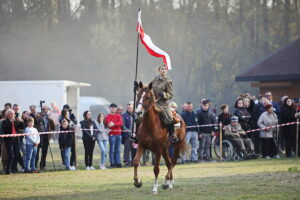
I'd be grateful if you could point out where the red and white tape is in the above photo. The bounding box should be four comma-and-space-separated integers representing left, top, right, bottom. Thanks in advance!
0, 122, 299, 138
245, 122, 298, 133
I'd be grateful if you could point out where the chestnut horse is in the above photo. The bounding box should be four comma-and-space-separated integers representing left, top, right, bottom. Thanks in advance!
133, 81, 186, 194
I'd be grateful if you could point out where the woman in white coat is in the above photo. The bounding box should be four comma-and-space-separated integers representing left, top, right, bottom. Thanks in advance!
257, 104, 280, 159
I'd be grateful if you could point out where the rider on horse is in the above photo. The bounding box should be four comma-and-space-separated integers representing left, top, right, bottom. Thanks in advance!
131, 63, 179, 144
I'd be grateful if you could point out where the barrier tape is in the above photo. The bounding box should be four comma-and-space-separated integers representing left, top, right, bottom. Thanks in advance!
0, 122, 299, 138
245, 122, 298, 133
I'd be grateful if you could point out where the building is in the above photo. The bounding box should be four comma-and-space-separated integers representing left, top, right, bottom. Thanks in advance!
0, 80, 90, 120
236, 38, 300, 102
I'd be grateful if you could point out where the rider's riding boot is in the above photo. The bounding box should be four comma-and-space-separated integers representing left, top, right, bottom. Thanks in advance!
168, 122, 179, 144
130, 133, 138, 143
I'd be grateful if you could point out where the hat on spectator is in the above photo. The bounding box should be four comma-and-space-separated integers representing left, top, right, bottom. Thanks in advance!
265, 104, 273, 110
231, 116, 238, 122
109, 103, 117, 108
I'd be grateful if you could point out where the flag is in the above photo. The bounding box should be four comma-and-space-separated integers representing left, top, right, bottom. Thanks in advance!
137, 10, 172, 70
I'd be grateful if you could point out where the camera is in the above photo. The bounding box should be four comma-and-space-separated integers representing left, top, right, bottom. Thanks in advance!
40, 100, 45, 109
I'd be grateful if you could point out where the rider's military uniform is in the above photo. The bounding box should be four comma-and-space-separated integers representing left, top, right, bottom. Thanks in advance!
150, 75, 173, 126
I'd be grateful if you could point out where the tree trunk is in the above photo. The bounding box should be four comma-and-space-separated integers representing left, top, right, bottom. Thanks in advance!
296, 0, 300, 35
283, 0, 291, 44
262, 0, 269, 53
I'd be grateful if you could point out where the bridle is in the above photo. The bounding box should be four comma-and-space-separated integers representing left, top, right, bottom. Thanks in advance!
136, 89, 159, 114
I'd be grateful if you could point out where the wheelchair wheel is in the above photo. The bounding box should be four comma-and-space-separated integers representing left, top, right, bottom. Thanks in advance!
212, 136, 221, 159
221, 140, 234, 161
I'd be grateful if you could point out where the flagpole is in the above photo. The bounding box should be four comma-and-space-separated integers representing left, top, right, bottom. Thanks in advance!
131, 7, 141, 136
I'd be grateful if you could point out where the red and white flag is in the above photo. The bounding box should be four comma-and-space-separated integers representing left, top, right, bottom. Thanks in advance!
136, 10, 172, 70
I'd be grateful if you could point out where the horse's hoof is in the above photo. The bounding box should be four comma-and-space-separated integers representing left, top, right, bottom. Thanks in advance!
162, 183, 169, 190
152, 191, 158, 195
134, 180, 143, 188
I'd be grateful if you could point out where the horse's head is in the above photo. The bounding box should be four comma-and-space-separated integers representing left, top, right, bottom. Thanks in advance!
135, 81, 156, 113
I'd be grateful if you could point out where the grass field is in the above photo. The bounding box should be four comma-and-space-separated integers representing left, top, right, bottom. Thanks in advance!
0, 142, 300, 200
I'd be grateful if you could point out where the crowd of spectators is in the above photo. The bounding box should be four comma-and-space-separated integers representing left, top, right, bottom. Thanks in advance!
180, 92, 300, 163
0, 91, 299, 175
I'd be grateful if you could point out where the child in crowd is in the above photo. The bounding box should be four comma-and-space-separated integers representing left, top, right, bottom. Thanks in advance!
24, 117, 40, 173
59, 119, 74, 170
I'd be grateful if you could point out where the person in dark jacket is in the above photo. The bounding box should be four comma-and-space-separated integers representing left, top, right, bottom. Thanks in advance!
234, 98, 251, 137
197, 100, 216, 162
80, 111, 97, 170
59, 119, 74, 170
181, 102, 199, 163
281, 98, 300, 157
218, 104, 232, 127
121, 103, 134, 167
243, 96, 261, 153
2, 109, 24, 174
35, 105, 55, 170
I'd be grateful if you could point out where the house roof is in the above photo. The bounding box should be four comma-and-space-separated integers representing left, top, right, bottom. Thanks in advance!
236, 38, 300, 82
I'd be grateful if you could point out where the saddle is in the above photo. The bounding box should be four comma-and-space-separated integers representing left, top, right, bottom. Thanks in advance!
154, 105, 181, 128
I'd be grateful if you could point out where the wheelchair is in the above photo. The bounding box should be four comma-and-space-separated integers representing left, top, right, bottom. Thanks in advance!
212, 134, 247, 161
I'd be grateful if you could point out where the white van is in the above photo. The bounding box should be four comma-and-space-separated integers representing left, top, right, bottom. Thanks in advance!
79, 96, 111, 121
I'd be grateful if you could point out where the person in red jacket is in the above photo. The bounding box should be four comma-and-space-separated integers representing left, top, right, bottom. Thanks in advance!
105, 103, 123, 168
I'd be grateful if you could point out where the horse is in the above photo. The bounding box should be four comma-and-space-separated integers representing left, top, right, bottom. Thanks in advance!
133, 81, 186, 194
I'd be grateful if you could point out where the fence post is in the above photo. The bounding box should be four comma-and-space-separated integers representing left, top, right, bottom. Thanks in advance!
296, 119, 299, 158
219, 122, 222, 162
74, 128, 78, 169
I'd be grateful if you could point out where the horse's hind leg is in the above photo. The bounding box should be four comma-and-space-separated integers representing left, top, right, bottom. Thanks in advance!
162, 146, 173, 189
133, 146, 144, 188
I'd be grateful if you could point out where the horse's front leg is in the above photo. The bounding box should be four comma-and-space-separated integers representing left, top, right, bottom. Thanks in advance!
133, 146, 144, 188
152, 151, 162, 194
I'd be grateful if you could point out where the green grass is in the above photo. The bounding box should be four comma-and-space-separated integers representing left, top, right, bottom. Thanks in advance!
0, 142, 300, 199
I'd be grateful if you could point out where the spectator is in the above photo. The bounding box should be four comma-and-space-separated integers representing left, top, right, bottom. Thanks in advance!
122, 103, 134, 167
243, 96, 260, 153
59, 119, 74, 170
234, 98, 251, 135
281, 98, 300, 157
12, 104, 21, 120
224, 116, 256, 158
24, 117, 39, 173
62, 104, 77, 125
169, 101, 181, 158
218, 104, 232, 127
60, 105, 77, 170
257, 104, 280, 159
181, 102, 199, 163
49, 102, 60, 134
105, 103, 123, 168
18, 111, 32, 171
94, 113, 108, 169
80, 111, 97, 170
12, 105, 25, 172
257, 96, 270, 117
278, 95, 289, 151
197, 99, 216, 162
181, 103, 187, 115
265, 91, 280, 115
29, 105, 39, 129
0, 112, 7, 172
2, 109, 24, 174
36, 105, 55, 170
4, 103, 12, 110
